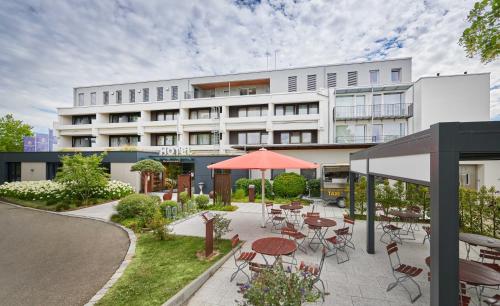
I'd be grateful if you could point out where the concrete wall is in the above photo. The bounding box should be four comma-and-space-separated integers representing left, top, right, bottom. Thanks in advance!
21, 162, 46, 181
462, 160, 500, 191
110, 163, 141, 192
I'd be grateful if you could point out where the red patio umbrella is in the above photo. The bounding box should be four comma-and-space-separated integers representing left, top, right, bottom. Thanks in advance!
207, 148, 318, 227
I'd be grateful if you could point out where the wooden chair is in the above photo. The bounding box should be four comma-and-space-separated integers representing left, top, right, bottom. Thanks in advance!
270, 208, 285, 232
479, 249, 500, 273
298, 247, 327, 301
230, 234, 256, 282
380, 215, 402, 244
484, 294, 500, 306
386, 242, 422, 303
335, 217, 355, 249
325, 227, 350, 264
281, 224, 308, 254
422, 225, 431, 244
265, 202, 274, 225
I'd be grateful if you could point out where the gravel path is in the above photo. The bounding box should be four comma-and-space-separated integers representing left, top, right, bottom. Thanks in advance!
0, 202, 129, 306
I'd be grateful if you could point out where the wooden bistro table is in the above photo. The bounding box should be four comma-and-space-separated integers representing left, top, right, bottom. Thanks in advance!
252, 237, 297, 265
280, 204, 303, 226
304, 217, 337, 251
389, 210, 422, 240
459, 233, 500, 260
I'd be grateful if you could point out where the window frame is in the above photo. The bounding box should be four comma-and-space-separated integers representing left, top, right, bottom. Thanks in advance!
103, 91, 109, 105
78, 93, 84, 106
157, 87, 164, 101
171, 86, 178, 100
391, 68, 402, 82
143, 88, 149, 102
109, 135, 140, 147
152, 133, 177, 146
129, 89, 135, 103
90, 92, 96, 105
116, 90, 122, 104
369, 70, 380, 84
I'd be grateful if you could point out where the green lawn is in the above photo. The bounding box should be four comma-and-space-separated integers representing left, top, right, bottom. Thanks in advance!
97, 234, 232, 306
0, 197, 111, 211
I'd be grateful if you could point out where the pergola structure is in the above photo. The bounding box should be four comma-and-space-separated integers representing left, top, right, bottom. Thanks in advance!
348, 121, 500, 306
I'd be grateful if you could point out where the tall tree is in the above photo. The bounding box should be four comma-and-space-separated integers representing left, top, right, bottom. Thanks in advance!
0, 114, 33, 152
459, 0, 499, 63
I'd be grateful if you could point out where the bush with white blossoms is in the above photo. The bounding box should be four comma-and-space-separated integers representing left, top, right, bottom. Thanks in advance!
0, 180, 134, 203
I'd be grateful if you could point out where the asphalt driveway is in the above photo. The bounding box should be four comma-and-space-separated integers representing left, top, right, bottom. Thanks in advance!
0, 202, 130, 306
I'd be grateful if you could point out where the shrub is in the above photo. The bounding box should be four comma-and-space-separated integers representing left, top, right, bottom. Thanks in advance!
159, 200, 178, 217
235, 178, 272, 197
232, 189, 246, 200
179, 191, 190, 205
148, 210, 170, 240
273, 173, 306, 198
210, 205, 239, 212
195, 194, 210, 209
235, 178, 251, 195
213, 214, 231, 241
95, 180, 134, 200
307, 179, 321, 197
0, 180, 66, 202
116, 194, 161, 221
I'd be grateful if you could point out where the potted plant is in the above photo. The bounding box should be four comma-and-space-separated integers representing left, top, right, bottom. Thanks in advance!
163, 178, 176, 201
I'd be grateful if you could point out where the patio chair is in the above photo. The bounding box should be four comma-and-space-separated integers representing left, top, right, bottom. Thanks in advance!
298, 247, 327, 301
484, 294, 500, 306
281, 225, 308, 254
270, 208, 285, 232
265, 202, 274, 225
335, 217, 355, 249
386, 242, 422, 303
380, 215, 402, 245
248, 261, 272, 279
459, 282, 472, 306
479, 248, 500, 273
422, 225, 431, 244
230, 234, 256, 283
325, 227, 350, 264
300, 207, 317, 229
302, 211, 320, 232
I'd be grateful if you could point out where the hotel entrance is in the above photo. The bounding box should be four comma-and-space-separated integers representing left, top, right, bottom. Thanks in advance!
143, 157, 195, 192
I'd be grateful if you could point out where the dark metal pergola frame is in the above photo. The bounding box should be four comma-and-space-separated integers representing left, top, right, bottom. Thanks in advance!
348, 121, 500, 306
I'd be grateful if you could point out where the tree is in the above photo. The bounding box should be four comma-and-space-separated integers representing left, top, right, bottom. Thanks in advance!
55, 153, 109, 205
459, 0, 499, 63
0, 114, 33, 152
130, 159, 165, 193
354, 176, 367, 215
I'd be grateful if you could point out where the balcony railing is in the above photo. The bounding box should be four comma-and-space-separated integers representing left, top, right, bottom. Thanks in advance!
335, 135, 403, 144
335, 103, 413, 120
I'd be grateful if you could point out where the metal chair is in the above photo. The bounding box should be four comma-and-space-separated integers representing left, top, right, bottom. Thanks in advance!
422, 225, 431, 244
265, 202, 274, 225
386, 242, 422, 303
230, 234, 256, 283
325, 227, 350, 264
281, 223, 308, 254
484, 294, 500, 306
380, 215, 402, 244
270, 208, 285, 232
479, 249, 500, 273
335, 216, 355, 249
298, 247, 327, 301
248, 261, 272, 279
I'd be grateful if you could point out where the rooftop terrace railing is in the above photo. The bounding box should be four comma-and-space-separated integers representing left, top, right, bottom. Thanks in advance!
335, 135, 403, 144
335, 103, 413, 120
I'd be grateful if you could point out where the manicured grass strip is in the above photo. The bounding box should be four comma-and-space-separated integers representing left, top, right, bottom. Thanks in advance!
0, 197, 111, 211
97, 234, 232, 306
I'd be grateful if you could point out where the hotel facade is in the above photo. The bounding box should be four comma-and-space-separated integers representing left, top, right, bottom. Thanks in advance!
1, 58, 498, 194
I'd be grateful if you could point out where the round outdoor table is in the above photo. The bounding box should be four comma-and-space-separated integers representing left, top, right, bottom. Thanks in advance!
252, 237, 297, 265
460, 233, 500, 250
304, 217, 337, 251
426, 256, 500, 287
281, 204, 303, 226
389, 210, 422, 240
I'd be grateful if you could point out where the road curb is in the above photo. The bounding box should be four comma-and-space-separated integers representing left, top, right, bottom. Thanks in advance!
162, 243, 241, 306
0, 200, 136, 306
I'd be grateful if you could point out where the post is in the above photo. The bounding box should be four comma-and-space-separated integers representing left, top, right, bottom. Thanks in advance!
248, 184, 255, 202
261, 169, 266, 228
202, 213, 214, 258
366, 174, 375, 254
430, 123, 459, 306
349, 172, 355, 218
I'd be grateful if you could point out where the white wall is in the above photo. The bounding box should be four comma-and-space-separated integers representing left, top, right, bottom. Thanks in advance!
21, 162, 46, 181
110, 163, 141, 192
462, 160, 500, 190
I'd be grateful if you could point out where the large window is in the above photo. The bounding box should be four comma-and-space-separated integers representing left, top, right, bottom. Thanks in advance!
272, 169, 285, 180
109, 112, 140, 123
129, 89, 135, 103
6, 162, 21, 182
391, 68, 401, 82
72, 115, 95, 125
116, 90, 122, 104
369, 70, 379, 84
103, 91, 109, 105
143, 88, 149, 102
229, 131, 268, 145
72, 136, 94, 147
275, 103, 319, 116
157, 87, 163, 101
240, 88, 256, 95
189, 132, 219, 145
153, 110, 178, 121
383, 122, 406, 140
301, 169, 317, 180
189, 108, 219, 119
171, 86, 178, 100
109, 135, 140, 147
335, 125, 366, 143
90, 92, 96, 105
230, 105, 268, 118
274, 130, 317, 144
152, 133, 177, 146
78, 93, 84, 106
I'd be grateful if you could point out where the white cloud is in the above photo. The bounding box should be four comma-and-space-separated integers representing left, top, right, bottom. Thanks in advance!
0, 0, 498, 132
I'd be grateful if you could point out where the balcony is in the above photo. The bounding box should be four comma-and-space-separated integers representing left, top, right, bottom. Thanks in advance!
335, 103, 413, 120
185, 79, 270, 99
335, 135, 403, 144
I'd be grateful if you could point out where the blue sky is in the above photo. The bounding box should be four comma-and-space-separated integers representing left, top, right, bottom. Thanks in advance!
0, 0, 499, 132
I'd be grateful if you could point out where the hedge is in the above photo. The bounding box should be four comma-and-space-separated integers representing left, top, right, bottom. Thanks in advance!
273, 173, 306, 198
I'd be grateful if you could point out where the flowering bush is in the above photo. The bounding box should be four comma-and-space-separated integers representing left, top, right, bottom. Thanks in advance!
92, 180, 134, 200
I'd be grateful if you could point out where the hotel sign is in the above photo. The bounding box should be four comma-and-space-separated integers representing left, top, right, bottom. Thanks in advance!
159, 146, 192, 156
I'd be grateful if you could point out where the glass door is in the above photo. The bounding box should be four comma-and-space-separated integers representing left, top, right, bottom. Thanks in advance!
372, 124, 383, 143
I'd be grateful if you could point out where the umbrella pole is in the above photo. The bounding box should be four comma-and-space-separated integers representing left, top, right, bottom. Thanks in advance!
261, 169, 265, 228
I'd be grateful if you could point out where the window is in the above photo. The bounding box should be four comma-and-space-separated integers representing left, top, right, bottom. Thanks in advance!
347, 71, 358, 86
230, 131, 268, 145
298, 104, 308, 115
391, 68, 401, 82
152, 133, 177, 146
327, 73, 337, 88
109, 135, 140, 147
272, 169, 285, 180
78, 93, 84, 106
171, 86, 178, 100
369, 70, 379, 84
307, 74, 317, 91
189, 132, 219, 145
285, 105, 294, 115
281, 132, 290, 144
290, 131, 301, 144
240, 88, 257, 95
301, 169, 317, 180
116, 90, 122, 104
129, 89, 135, 103
90, 92, 96, 105
103, 91, 109, 105
72, 115, 95, 125
157, 87, 163, 101
143, 88, 149, 102
336, 125, 367, 143
6, 162, 21, 182
72, 136, 93, 147
275, 103, 319, 116
275, 130, 317, 144
288, 76, 297, 92
372, 124, 383, 143
309, 104, 319, 114
302, 131, 312, 143
229, 105, 268, 118
189, 108, 218, 119
153, 110, 178, 121
109, 113, 140, 123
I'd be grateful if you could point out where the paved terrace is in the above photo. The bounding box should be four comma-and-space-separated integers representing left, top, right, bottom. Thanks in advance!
173, 201, 497, 306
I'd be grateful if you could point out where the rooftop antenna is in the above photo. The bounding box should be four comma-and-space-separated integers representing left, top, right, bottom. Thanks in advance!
266, 52, 270, 70
274, 50, 278, 70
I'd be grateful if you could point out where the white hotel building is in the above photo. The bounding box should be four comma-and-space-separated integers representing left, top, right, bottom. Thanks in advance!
49, 57, 498, 192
